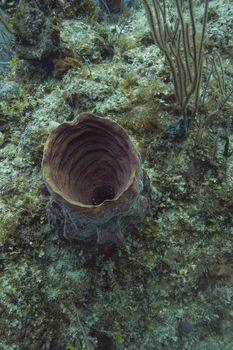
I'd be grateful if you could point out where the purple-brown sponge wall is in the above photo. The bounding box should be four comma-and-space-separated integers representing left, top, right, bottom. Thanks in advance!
42, 113, 150, 252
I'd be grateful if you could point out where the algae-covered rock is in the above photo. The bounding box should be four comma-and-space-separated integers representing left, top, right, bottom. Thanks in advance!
0, 80, 20, 97
13, 0, 60, 61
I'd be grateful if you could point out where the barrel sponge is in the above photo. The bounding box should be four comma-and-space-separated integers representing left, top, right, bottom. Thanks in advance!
42, 113, 150, 250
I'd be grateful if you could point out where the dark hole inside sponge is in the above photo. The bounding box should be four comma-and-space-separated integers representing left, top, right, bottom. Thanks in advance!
92, 186, 116, 205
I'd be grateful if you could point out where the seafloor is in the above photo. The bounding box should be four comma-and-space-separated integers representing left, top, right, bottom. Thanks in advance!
0, 1, 233, 349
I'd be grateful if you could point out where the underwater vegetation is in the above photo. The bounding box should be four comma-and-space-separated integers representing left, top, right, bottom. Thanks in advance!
143, 0, 209, 127
142, 0, 232, 136
0, 0, 233, 349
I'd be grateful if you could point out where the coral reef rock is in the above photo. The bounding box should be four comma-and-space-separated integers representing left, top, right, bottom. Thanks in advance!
42, 113, 150, 251
13, 0, 60, 61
